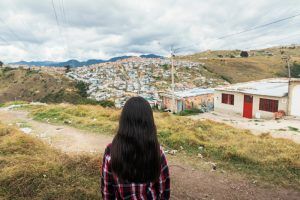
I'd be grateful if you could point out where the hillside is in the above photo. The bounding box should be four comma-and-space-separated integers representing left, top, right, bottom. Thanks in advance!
179, 45, 300, 83
0, 67, 89, 104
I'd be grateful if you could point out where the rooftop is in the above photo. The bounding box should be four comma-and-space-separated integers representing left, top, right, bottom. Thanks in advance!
162, 88, 214, 99
216, 78, 290, 97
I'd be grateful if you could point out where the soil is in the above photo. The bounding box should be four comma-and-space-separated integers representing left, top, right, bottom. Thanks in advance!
0, 108, 299, 200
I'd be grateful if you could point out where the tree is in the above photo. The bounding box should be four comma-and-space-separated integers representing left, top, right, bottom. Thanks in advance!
291, 62, 300, 78
0, 61, 3, 67
65, 65, 71, 73
240, 51, 249, 58
75, 81, 89, 98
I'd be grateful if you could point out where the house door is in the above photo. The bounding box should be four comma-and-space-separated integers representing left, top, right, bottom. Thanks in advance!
243, 95, 253, 119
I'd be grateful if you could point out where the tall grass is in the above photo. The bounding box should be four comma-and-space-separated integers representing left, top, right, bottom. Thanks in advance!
0, 123, 101, 199
28, 104, 300, 188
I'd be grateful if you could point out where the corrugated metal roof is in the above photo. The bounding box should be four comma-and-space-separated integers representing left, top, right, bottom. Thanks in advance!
216, 78, 289, 97
162, 88, 214, 99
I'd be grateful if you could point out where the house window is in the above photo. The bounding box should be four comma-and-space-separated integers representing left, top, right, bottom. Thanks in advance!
259, 98, 279, 112
222, 93, 234, 105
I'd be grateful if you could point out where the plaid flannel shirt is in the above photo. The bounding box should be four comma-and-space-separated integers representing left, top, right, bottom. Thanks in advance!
101, 144, 170, 200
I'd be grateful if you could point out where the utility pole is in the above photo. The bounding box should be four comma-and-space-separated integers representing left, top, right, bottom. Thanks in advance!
171, 51, 175, 113
281, 52, 292, 115
287, 56, 291, 80
169, 45, 190, 113
281, 54, 291, 80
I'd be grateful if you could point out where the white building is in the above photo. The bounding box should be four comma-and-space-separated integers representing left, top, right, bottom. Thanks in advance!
289, 79, 300, 117
214, 78, 300, 119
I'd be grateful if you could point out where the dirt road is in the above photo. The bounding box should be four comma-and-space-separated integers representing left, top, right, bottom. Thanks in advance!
0, 108, 299, 200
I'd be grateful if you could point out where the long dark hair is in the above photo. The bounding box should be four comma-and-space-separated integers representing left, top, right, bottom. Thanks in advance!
111, 96, 161, 183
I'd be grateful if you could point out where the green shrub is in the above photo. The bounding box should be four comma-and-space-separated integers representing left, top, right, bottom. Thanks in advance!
291, 62, 300, 78
75, 81, 89, 98
178, 108, 203, 116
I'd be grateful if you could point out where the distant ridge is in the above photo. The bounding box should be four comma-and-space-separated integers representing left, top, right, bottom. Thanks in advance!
9, 54, 164, 68
140, 54, 164, 59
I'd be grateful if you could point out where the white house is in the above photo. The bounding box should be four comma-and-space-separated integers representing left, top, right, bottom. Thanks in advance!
289, 79, 300, 117
214, 78, 300, 119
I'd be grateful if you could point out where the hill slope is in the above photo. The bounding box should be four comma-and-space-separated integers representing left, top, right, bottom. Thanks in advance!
179, 45, 300, 83
0, 67, 84, 103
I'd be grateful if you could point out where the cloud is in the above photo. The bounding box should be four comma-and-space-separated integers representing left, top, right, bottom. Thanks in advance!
0, 0, 299, 62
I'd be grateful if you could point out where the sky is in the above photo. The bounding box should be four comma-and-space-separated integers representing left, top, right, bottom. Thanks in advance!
0, 0, 300, 62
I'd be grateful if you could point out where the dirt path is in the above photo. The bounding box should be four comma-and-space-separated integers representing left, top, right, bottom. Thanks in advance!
0, 108, 112, 153
190, 111, 300, 143
0, 108, 299, 200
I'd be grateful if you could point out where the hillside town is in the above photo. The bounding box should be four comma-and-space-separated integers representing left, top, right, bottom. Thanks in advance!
66, 57, 226, 107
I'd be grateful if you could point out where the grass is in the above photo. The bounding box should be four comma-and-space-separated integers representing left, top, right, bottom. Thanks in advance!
0, 123, 101, 199
27, 104, 300, 189
288, 126, 299, 132
30, 104, 119, 134
0, 101, 28, 108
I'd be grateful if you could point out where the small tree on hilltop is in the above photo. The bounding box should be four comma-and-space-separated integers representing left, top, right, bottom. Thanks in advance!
291, 62, 300, 78
0, 61, 3, 67
240, 51, 249, 58
65, 65, 71, 73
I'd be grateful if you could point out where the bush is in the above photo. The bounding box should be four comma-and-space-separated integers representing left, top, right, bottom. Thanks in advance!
75, 81, 89, 98
78, 98, 115, 107
25, 69, 39, 76
220, 75, 233, 83
40, 90, 115, 107
162, 64, 169, 71
65, 65, 71, 73
291, 62, 300, 78
178, 108, 203, 116
240, 51, 249, 57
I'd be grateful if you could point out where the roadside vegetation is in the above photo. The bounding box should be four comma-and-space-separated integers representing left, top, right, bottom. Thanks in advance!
178, 108, 203, 116
0, 123, 101, 199
27, 104, 300, 189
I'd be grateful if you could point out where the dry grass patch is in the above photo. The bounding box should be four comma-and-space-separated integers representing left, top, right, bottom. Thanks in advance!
0, 123, 101, 200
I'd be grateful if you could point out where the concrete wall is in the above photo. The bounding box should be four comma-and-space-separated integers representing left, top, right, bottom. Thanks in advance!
214, 91, 244, 115
252, 95, 288, 119
289, 81, 300, 117
214, 90, 288, 119
162, 93, 214, 113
